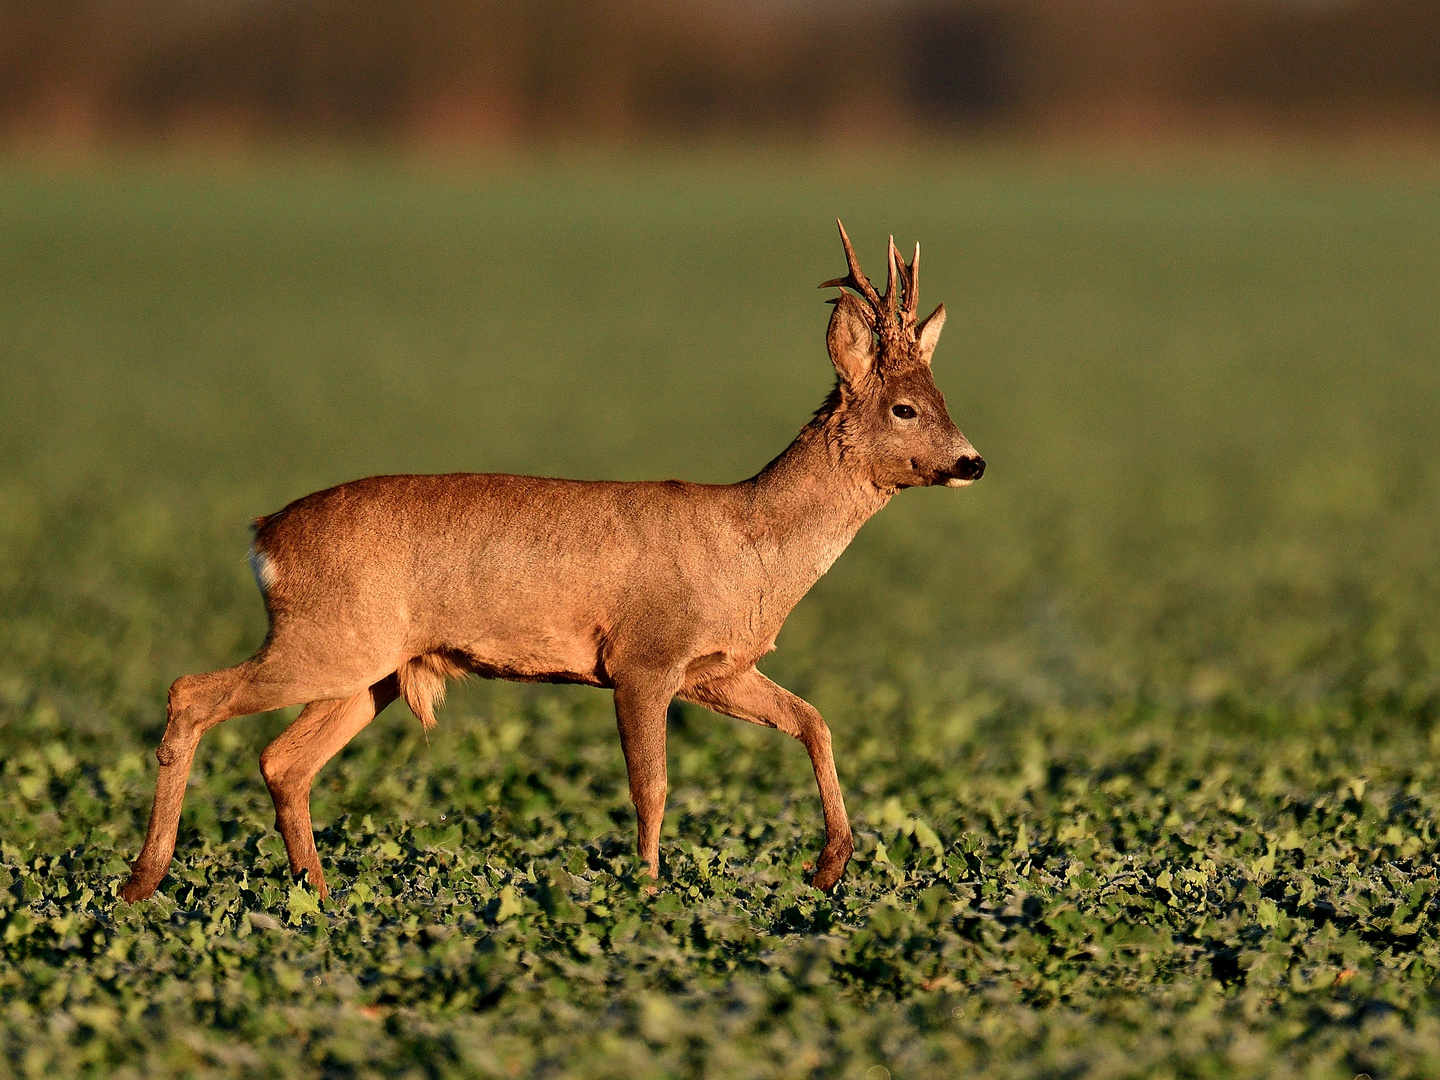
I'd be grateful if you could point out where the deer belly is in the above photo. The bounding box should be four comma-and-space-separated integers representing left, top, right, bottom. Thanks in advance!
451, 623, 607, 687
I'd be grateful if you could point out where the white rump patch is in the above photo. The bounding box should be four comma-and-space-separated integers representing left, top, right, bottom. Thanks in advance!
248, 545, 278, 596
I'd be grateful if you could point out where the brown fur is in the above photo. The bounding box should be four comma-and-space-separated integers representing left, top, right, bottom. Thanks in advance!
119, 222, 984, 902
398, 650, 470, 731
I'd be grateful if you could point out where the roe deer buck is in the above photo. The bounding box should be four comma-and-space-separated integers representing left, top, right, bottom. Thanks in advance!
120, 222, 984, 903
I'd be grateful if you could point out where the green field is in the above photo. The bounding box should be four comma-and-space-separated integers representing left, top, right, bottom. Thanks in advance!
2, 155, 1440, 1078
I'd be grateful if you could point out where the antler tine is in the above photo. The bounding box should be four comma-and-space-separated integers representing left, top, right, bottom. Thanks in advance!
903, 240, 920, 319
819, 219, 884, 312
884, 236, 900, 321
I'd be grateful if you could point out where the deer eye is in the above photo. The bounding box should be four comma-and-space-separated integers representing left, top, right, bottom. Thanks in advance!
891, 404, 917, 420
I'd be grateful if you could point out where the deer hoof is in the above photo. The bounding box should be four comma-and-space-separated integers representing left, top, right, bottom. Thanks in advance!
810, 837, 854, 892
119, 870, 160, 903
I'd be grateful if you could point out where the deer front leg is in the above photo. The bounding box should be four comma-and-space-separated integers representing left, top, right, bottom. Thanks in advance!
612, 675, 679, 879
258, 675, 398, 898
681, 668, 853, 891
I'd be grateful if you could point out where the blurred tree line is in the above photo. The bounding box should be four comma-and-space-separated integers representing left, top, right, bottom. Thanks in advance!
3, 0, 1440, 145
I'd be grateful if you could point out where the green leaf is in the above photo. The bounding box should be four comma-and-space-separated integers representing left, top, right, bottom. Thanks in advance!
495, 885, 524, 923
911, 818, 943, 856
1257, 899, 1280, 929
286, 883, 323, 924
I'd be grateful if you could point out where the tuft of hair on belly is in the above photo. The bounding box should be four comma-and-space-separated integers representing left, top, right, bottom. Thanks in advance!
398, 652, 470, 731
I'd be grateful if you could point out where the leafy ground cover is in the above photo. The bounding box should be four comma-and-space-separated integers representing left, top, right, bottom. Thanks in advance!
8, 686, 1440, 1078
1, 156, 1439, 1077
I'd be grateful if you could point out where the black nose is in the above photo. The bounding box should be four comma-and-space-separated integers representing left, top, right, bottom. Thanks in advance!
954, 455, 985, 480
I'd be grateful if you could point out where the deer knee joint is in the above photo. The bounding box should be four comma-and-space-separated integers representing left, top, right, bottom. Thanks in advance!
155, 677, 212, 764
258, 745, 284, 787
155, 716, 198, 766
166, 675, 200, 722
259, 742, 305, 797
792, 708, 830, 748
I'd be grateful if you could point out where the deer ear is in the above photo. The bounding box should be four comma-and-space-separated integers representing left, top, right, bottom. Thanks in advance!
826, 292, 878, 383
916, 304, 946, 366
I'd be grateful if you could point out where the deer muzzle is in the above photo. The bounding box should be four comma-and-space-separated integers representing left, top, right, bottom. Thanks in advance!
942, 454, 985, 487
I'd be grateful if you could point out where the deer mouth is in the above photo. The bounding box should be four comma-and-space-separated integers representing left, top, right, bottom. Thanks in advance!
940, 454, 985, 487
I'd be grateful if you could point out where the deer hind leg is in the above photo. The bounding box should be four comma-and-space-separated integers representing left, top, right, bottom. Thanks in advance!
259, 675, 399, 898
681, 668, 854, 891
121, 647, 391, 903
612, 673, 681, 879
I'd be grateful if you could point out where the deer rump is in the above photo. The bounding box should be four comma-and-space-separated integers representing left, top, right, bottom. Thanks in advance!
248, 470, 764, 728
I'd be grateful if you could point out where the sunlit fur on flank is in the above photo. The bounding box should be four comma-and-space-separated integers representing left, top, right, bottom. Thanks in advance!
119, 222, 985, 904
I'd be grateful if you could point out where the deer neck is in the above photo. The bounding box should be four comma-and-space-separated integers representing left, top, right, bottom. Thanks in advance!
745, 415, 893, 600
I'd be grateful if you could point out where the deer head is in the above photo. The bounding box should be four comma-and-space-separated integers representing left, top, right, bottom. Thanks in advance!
820, 220, 984, 490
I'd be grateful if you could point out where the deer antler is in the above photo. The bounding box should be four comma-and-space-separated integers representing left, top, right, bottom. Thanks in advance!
819, 220, 883, 323
886, 236, 904, 325
902, 241, 919, 321
820, 221, 920, 337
